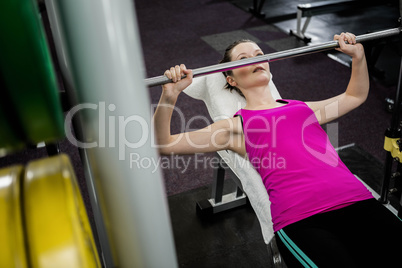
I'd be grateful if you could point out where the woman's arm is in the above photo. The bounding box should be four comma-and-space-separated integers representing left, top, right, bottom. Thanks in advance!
306, 32, 369, 125
153, 64, 245, 156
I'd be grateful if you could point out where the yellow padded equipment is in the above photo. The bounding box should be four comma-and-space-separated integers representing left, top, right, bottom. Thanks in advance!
24, 154, 100, 268
0, 165, 27, 268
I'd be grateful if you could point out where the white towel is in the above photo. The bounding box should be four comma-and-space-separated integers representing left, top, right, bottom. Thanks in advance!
183, 72, 280, 244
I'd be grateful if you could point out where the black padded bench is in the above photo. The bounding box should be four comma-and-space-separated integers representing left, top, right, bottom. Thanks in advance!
290, 0, 360, 42
249, 0, 359, 20
289, 0, 395, 42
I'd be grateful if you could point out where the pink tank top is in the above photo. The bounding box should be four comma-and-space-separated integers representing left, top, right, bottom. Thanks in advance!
235, 99, 373, 231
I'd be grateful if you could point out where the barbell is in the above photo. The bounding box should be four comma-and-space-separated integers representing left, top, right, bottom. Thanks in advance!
145, 27, 402, 88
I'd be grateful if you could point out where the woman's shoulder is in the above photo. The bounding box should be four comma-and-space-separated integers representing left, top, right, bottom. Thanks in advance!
214, 116, 242, 130
219, 116, 243, 135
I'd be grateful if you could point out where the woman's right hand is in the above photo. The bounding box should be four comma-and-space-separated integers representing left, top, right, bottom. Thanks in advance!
162, 64, 193, 100
334, 32, 364, 60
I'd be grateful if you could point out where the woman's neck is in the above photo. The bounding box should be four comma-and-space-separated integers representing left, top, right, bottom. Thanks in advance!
243, 85, 278, 110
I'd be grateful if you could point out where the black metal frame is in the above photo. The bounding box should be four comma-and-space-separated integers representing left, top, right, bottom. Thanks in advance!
380, 51, 402, 218
379, 15, 402, 218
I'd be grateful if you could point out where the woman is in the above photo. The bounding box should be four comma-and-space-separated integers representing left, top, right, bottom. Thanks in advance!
153, 33, 402, 267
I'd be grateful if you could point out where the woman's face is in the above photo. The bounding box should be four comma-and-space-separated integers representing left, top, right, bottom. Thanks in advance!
228, 42, 271, 91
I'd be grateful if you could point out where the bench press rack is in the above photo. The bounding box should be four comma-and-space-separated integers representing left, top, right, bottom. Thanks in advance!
380, 21, 402, 217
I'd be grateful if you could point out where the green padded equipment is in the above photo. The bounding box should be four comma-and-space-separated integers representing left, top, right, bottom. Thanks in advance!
0, 0, 65, 147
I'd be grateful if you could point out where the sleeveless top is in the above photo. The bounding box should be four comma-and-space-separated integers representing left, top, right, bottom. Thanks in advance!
234, 99, 373, 231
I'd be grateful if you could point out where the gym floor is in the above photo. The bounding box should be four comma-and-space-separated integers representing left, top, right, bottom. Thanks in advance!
135, 0, 401, 267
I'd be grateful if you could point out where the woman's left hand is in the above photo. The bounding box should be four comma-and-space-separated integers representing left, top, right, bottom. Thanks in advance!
334, 32, 364, 60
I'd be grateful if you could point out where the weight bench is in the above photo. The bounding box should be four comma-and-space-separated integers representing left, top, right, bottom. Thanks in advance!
290, 0, 361, 42
249, 0, 362, 35
183, 72, 283, 267
288, 0, 395, 43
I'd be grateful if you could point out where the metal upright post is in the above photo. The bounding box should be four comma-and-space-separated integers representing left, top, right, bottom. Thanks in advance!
43, 1, 115, 266
53, 0, 178, 267
380, 57, 402, 204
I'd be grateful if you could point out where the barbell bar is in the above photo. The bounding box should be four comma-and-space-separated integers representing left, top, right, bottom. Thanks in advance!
145, 27, 402, 87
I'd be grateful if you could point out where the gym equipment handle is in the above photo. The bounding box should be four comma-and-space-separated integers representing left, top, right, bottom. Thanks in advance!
145, 27, 402, 87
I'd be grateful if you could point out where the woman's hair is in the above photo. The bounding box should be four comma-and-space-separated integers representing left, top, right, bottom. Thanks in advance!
219, 39, 257, 98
